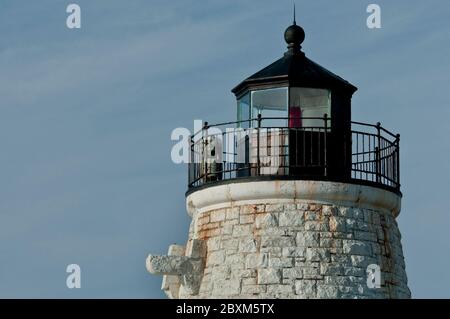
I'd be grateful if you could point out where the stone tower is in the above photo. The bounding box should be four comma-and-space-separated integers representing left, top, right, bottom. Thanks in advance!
146, 19, 411, 299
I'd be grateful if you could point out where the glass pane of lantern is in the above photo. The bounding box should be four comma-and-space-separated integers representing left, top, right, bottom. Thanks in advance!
237, 93, 251, 128
251, 87, 288, 127
289, 88, 330, 128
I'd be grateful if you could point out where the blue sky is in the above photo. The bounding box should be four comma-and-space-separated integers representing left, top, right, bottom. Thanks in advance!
0, 0, 449, 298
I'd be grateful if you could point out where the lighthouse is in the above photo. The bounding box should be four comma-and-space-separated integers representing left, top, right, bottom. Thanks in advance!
146, 18, 411, 299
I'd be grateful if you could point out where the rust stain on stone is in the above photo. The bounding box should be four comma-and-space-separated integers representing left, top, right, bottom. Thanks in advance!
198, 227, 220, 240
329, 216, 338, 232
274, 180, 281, 193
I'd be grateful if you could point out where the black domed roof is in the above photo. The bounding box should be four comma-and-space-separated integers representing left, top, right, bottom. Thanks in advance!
232, 23, 357, 97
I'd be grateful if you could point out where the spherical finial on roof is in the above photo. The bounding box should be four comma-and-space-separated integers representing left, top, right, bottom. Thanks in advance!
284, 24, 305, 46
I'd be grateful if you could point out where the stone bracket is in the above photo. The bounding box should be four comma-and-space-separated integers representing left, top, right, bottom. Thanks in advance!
146, 240, 205, 297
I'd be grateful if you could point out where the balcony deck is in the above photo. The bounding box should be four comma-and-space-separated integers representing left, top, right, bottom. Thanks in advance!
187, 116, 400, 196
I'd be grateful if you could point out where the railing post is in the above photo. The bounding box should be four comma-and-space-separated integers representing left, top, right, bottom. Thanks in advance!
376, 122, 381, 183
188, 134, 193, 187
323, 113, 328, 177
396, 133, 400, 189
203, 122, 209, 183
257, 114, 261, 176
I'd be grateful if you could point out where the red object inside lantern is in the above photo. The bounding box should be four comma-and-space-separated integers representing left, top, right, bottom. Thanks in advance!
289, 106, 302, 128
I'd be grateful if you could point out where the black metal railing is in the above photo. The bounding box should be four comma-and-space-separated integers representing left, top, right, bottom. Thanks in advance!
188, 115, 400, 194
351, 121, 400, 190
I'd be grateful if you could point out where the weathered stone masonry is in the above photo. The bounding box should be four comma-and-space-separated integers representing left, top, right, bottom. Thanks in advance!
147, 181, 411, 299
